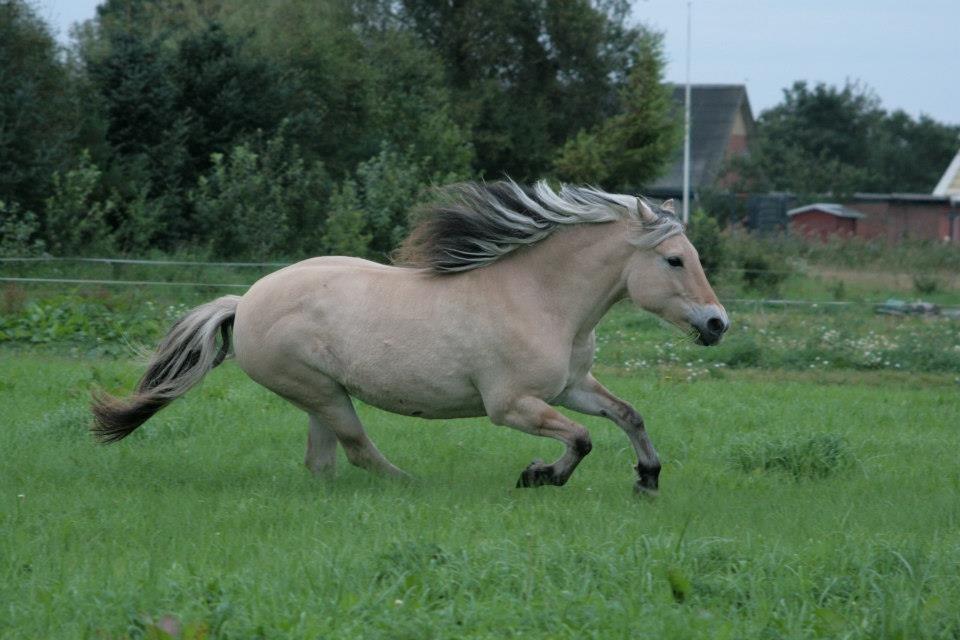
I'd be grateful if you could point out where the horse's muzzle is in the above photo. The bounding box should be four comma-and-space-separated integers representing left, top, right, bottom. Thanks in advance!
693, 315, 729, 346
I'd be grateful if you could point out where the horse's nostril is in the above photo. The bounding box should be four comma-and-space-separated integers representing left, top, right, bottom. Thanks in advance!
706, 317, 725, 334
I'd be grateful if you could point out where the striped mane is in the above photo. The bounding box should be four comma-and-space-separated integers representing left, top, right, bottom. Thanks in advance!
395, 180, 684, 273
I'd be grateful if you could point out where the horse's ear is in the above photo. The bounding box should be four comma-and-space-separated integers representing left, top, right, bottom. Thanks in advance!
636, 197, 658, 223
661, 199, 676, 214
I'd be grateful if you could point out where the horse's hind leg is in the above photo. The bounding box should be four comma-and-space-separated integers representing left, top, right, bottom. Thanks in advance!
307, 389, 408, 478
305, 414, 338, 475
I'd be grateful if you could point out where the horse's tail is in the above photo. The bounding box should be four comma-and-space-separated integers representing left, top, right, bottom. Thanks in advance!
91, 295, 241, 443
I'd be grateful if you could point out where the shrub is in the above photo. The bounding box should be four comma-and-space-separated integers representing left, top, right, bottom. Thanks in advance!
0, 200, 45, 256
43, 151, 115, 256
353, 146, 429, 259
321, 180, 372, 257
191, 133, 330, 260
686, 209, 727, 276
715, 336, 763, 369
912, 273, 940, 295
731, 241, 791, 295
112, 186, 165, 254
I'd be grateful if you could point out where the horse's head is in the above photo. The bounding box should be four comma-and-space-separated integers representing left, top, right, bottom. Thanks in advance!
625, 199, 729, 346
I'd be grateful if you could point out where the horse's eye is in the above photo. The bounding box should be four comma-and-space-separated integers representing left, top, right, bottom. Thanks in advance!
666, 256, 684, 268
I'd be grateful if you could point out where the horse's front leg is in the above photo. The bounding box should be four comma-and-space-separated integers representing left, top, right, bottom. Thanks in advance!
557, 374, 661, 495
487, 396, 593, 488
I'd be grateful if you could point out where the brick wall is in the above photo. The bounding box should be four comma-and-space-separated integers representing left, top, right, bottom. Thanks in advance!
849, 200, 951, 243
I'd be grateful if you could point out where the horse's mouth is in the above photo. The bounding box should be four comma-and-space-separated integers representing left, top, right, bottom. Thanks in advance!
693, 324, 726, 346
694, 331, 720, 346
688, 312, 729, 346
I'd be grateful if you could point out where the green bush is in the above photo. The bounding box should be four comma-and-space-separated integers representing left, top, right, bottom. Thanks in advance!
0, 293, 188, 356
43, 151, 115, 256
191, 133, 331, 260
351, 146, 434, 259
728, 238, 791, 295
715, 336, 763, 369
686, 209, 727, 276
0, 200, 45, 256
321, 181, 372, 257
912, 273, 940, 295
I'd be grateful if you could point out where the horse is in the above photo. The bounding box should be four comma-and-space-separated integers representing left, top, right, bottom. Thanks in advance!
91, 180, 729, 494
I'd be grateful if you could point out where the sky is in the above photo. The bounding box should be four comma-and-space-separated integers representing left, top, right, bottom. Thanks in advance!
35, 0, 960, 125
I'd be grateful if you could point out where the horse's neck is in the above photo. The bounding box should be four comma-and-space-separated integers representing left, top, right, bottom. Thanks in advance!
490, 220, 633, 340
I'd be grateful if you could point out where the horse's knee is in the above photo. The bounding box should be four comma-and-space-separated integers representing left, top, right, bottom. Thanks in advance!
338, 434, 371, 467
627, 410, 645, 431
571, 430, 592, 457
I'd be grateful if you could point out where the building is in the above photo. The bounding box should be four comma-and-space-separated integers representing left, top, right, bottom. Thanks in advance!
789, 145, 960, 243
788, 203, 864, 241
646, 84, 755, 199
787, 195, 958, 243
933, 147, 960, 202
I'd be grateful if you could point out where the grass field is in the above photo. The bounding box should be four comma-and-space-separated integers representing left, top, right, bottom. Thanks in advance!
3, 346, 960, 638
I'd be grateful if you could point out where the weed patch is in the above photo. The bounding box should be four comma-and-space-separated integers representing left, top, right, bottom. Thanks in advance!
730, 433, 854, 479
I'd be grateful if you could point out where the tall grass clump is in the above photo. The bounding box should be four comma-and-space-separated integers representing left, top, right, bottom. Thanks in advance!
730, 433, 854, 480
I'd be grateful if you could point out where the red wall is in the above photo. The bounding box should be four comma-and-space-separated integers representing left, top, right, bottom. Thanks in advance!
851, 201, 949, 242
790, 211, 856, 241
791, 201, 956, 244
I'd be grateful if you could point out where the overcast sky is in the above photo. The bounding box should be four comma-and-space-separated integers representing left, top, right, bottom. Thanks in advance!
36, 0, 960, 125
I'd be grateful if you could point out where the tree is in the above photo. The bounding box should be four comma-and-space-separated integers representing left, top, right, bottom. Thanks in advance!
321, 181, 372, 257
865, 111, 960, 193
84, 19, 317, 245
726, 80, 960, 197
44, 152, 116, 256
392, 0, 645, 179
360, 29, 473, 179
0, 0, 81, 214
190, 132, 331, 259
553, 32, 679, 190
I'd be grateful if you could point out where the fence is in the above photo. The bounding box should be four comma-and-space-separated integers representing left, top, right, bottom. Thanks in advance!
2, 255, 958, 311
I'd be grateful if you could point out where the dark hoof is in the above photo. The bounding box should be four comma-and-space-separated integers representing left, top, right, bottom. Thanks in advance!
516, 460, 559, 488
635, 463, 660, 496
633, 480, 659, 498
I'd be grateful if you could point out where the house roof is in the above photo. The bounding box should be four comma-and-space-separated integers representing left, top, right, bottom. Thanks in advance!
933, 148, 960, 198
647, 84, 754, 195
787, 203, 866, 219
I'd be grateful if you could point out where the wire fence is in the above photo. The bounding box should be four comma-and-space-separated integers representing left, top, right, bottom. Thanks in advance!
0, 256, 288, 268
2, 255, 959, 311
0, 276, 248, 289
0, 255, 799, 274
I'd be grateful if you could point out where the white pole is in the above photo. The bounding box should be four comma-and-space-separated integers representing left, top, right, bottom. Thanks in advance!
682, 0, 692, 224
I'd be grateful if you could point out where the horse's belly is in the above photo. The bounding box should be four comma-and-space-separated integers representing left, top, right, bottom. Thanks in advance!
349, 385, 487, 419
337, 360, 487, 419
308, 318, 492, 419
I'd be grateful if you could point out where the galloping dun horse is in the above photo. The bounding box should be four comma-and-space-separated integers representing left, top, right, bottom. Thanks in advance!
92, 181, 729, 493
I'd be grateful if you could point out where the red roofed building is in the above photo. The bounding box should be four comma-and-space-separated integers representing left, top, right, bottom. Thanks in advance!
788, 203, 864, 240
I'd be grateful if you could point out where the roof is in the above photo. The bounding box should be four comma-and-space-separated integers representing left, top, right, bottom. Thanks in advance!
787, 203, 865, 219
648, 84, 754, 195
851, 192, 953, 204
933, 148, 960, 197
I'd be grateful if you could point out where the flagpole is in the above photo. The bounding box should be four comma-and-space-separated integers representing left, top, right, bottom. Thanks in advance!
682, 0, 692, 224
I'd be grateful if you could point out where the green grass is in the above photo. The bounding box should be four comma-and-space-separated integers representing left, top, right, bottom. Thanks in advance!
2, 353, 960, 638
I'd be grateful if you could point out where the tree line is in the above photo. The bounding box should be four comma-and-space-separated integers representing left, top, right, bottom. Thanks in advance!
1, 0, 956, 261
1, 0, 678, 260
728, 80, 960, 200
